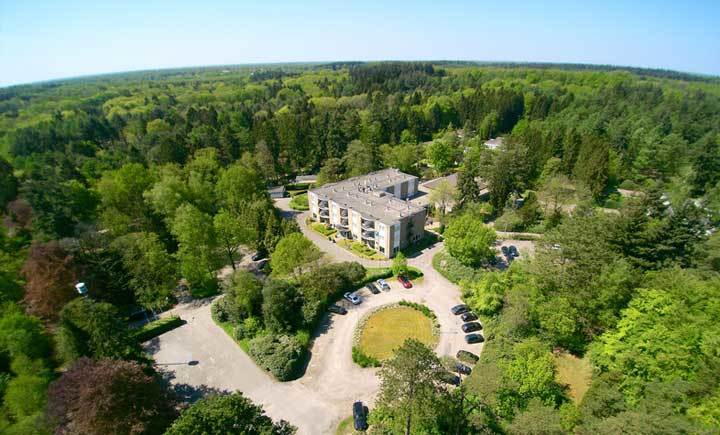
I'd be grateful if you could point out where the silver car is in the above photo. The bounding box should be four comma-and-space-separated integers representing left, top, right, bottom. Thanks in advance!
376, 279, 390, 291
344, 292, 361, 305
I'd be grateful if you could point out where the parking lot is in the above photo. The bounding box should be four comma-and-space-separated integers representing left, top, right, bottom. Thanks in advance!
147, 243, 478, 434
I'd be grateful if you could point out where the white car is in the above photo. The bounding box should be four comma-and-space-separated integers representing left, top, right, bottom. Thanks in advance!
344, 292, 361, 305
376, 279, 390, 291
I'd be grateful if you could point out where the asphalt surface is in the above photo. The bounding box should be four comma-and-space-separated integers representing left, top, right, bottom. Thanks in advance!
145, 198, 479, 434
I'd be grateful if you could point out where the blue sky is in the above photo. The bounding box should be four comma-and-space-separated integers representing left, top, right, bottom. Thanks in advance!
1, 0, 719, 86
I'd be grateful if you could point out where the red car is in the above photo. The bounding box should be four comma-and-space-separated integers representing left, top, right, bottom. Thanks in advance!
398, 275, 412, 288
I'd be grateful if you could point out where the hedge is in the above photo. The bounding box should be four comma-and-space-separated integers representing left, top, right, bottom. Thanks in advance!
134, 315, 184, 342
248, 334, 305, 381
398, 300, 436, 321
352, 346, 381, 368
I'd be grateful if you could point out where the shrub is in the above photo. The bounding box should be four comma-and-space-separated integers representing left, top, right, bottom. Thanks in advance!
134, 316, 184, 342
311, 222, 336, 236
462, 272, 506, 316
211, 299, 229, 323
352, 346, 381, 368
398, 300, 436, 321
234, 316, 262, 340
363, 267, 393, 285
392, 252, 409, 276
432, 250, 484, 284
248, 334, 305, 381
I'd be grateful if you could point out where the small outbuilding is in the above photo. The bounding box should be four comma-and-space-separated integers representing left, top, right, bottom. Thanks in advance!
267, 185, 286, 199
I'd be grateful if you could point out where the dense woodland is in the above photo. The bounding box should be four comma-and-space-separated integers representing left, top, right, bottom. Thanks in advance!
0, 62, 719, 434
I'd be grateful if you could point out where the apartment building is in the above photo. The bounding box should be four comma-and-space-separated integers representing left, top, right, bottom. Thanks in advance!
307, 168, 426, 258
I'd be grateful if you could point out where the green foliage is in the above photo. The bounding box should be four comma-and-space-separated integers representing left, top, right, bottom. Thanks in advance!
270, 233, 321, 276
164, 392, 295, 435
590, 269, 720, 403
397, 300, 437, 321
391, 252, 408, 276
432, 249, 484, 284
170, 203, 221, 293
310, 222, 336, 236
425, 137, 457, 174
222, 270, 264, 323
133, 316, 184, 343
462, 271, 506, 316
261, 280, 303, 333
56, 298, 145, 364
352, 346, 381, 368
248, 334, 305, 381
443, 214, 497, 267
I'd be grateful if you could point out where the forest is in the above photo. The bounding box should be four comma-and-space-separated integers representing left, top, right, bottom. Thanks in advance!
0, 61, 719, 434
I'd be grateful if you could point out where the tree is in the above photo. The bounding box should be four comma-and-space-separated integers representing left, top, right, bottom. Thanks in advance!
538, 174, 586, 220
0, 156, 17, 209
507, 398, 564, 435
428, 179, 456, 229
381, 143, 420, 175
214, 210, 253, 270
46, 357, 176, 435
96, 163, 157, 235
56, 298, 145, 364
372, 339, 449, 435
21, 241, 77, 322
269, 233, 321, 276
316, 158, 343, 186
457, 168, 481, 205
261, 280, 303, 333
165, 392, 295, 435
222, 270, 263, 322
444, 214, 497, 267
247, 334, 305, 381
170, 204, 221, 291
112, 232, 177, 310
344, 139, 376, 177
425, 138, 456, 174
215, 163, 268, 215
392, 252, 409, 277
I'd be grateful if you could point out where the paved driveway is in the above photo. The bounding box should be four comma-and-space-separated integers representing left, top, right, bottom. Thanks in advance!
146, 201, 479, 434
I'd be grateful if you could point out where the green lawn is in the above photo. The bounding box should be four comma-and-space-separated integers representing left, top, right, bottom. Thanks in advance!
357, 306, 437, 361
335, 416, 360, 435
554, 352, 592, 403
337, 239, 386, 260
311, 222, 337, 237
289, 192, 309, 210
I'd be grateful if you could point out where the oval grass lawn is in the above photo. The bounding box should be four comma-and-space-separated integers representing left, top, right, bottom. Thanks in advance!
357, 306, 437, 361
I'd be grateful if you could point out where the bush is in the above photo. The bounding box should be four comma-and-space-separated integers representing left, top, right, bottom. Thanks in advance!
248, 334, 305, 381
432, 250, 484, 284
211, 299, 229, 323
234, 316, 262, 340
311, 222, 336, 236
444, 214, 497, 266
363, 267, 393, 284
352, 346, 381, 368
134, 316, 184, 342
398, 300, 436, 321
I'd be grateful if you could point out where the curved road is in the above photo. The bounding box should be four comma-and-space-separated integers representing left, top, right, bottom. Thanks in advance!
146, 200, 482, 434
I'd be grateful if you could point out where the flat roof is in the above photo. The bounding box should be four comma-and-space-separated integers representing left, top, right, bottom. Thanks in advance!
310, 168, 424, 224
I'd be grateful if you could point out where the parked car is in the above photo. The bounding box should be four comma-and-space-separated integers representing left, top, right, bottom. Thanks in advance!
462, 322, 482, 333
442, 372, 461, 386
454, 362, 472, 375
251, 250, 267, 261
465, 333, 485, 344
508, 245, 519, 257
376, 279, 390, 291
451, 304, 469, 315
456, 350, 479, 364
344, 292, 361, 305
398, 275, 412, 288
328, 304, 347, 315
461, 312, 478, 322
366, 283, 380, 294
353, 401, 368, 431
501, 245, 509, 256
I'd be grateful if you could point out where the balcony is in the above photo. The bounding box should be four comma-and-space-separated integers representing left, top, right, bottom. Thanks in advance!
340, 208, 348, 217
318, 200, 329, 209
338, 217, 349, 228
319, 209, 329, 217
361, 230, 375, 240
361, 219, 375, 230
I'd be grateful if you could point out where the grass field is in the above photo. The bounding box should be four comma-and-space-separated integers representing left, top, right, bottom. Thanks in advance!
338, 239, 386, 260
554, 352, 592, 403
311, 222, 337, 237
357, 306, 437, 360
289, 192, 309, 210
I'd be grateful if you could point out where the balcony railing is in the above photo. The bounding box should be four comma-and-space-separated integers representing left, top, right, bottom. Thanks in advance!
340, 209, 348, 217
361, 220, 375, 230
318, 201, 329, 209
361, 230, 375, 240
319, 209, 329, 217
337, 219, 349, 228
